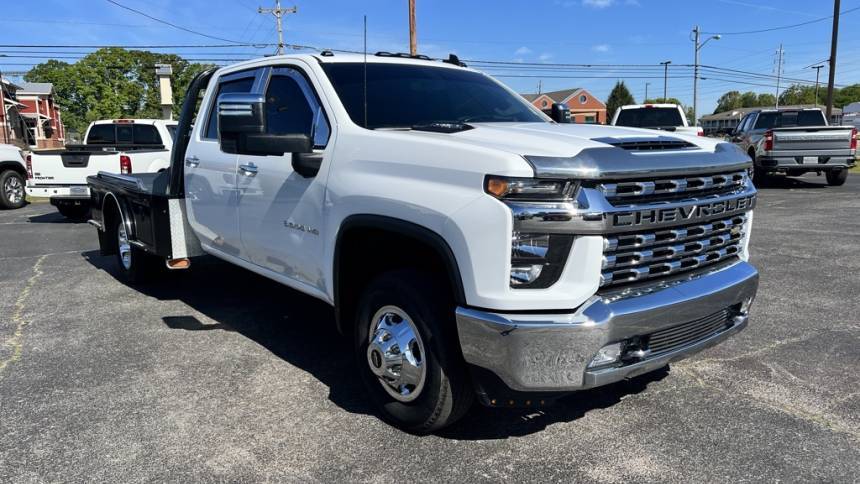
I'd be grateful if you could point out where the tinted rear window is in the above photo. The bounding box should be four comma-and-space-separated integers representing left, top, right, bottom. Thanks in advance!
754, 110, 826, 129
615, 107, 684, 128
321, 63, 544, 128
87, 124, 116, 144
86, 123, 164, 145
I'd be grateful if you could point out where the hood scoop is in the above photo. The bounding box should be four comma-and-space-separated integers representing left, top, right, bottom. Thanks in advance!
592, 136, 696, 151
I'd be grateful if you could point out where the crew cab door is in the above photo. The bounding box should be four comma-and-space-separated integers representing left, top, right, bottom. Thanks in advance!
184, 67, 264, 258
235, 64, 333, 291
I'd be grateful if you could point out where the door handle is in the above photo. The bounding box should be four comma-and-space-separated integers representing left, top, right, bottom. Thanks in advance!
185, 156, 200, 168
238, 163, 258, 177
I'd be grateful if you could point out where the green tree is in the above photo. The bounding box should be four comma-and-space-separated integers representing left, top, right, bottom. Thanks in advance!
739, 91, 759, 107
756, 93, 776, 107
834, 84, 860, 108
606, 81, 635, 120
714, 91, 743, 114
643, 97, 683, 105
25, 48, 213, 136
778, 84, 818, 106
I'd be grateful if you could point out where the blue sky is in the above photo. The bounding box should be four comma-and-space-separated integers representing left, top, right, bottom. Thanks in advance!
2, 0, 859, 114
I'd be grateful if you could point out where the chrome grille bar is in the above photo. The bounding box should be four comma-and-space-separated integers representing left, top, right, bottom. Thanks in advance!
600, 214, 746, 288
598, 171, 746, 204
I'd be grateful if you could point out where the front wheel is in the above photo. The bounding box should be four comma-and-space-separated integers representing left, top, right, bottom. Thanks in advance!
0, 170, 26, 209
826, 168, 848, 186
355, 270, 473, 434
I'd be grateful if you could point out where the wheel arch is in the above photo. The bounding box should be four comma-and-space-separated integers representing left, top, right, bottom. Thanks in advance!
333, 214, 467, 335
101, 192, 135, 250
0, 160, 27, 178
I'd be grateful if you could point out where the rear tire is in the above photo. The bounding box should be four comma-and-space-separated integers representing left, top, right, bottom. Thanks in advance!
56, 203, 90, 221
0, 170, 26, 209
751, 165, 769, 187
111, 216, 158, 283
826, 168, 848, 186
354, 270, 473, 434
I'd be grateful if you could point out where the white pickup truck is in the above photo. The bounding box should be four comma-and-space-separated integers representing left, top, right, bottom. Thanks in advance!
0, 143, 28, 209
611, 104, 703, 136
87, 53, 759, 433
26, 119, 176, 219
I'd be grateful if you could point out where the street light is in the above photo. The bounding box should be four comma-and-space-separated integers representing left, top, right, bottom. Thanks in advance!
692, 26, 720, 126
660, 60, 671, 101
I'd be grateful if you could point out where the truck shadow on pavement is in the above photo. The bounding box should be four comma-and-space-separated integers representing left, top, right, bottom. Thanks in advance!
27, 211, 88, 224
755, 175, 831, 189
82, 250, 670, 440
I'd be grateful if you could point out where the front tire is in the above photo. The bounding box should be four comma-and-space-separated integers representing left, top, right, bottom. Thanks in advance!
355, 270, 473, 434
826, 168, 848, 186
0, 170, 26, 209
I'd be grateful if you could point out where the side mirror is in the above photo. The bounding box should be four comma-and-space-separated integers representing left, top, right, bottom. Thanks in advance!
217, 93, 312, 156
550, 103, 571, 124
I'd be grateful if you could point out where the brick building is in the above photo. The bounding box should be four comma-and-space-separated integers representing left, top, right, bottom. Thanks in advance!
0, 77, 31, 148
16, 82, 66, 149
522, 88, 607, 124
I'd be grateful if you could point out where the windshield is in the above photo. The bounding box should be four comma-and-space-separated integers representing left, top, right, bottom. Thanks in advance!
321, 62, 545, 129
615, 107, 684, 128
754, 110, 826, 129
166, 125, 177, 142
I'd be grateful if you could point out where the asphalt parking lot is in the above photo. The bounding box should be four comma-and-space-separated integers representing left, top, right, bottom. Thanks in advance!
1, 174, 859, 482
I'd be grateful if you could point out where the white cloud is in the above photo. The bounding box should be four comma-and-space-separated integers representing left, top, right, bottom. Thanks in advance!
582, 0, 614, 7
625, 0, 641, 5
514, 46, 533, 56
592, 44, 611, 53
538, 53, 554, 61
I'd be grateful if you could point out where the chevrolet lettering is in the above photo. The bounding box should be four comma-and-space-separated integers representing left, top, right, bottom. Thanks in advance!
613, 195, 756, 228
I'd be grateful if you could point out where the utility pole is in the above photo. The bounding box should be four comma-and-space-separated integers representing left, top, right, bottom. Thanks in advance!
774, 44, 784, 108
408, 0, 417, 56
660, 60, 671, 101
825, 0, 840, 120
258, 0, 297, 55
645, 82, 650, 102
811, 64, 824, 106
537, 79, 542, 95
692, 26, 719, 126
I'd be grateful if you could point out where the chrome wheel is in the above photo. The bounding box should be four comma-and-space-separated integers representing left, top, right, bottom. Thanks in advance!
4, 175, 23, 205
366, 305, 427, 402
117, 222, 132, 271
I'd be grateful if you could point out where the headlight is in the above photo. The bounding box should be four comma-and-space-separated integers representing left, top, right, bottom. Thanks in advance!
510, 232, 573, 288
485, 175, 578, 201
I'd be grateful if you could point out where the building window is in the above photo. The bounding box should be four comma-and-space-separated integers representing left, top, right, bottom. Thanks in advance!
579, 95, 588, 104
541, 100, 548, 108
585, 115, 596, 124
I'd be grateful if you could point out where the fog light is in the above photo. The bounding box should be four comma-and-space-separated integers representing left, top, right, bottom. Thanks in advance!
740, 296, 755, 315
511, 264, 544, 285
588, 342, 623, 368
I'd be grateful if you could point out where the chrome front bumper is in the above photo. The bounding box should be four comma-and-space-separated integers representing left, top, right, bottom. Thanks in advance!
758, 155, 856, 170
456, 261, 758, 392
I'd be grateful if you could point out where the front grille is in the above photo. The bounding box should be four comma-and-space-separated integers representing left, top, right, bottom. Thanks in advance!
598, 171, 747, 206
601, 214, 746, 288
646, 308, 733, 355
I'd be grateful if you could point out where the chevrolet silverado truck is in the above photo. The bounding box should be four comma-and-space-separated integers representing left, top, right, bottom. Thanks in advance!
731, 108, 856, 186
26, 119, 176, 219
611, 104, 703, 136
87, 53, 759, 433
0, 143, 27, 209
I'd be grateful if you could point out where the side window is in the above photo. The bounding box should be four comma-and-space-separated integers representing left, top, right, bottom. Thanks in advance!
87, 124, 115, 144
266, 68, 330, 148
133, 125, 161, 145
204, 74, 257, 139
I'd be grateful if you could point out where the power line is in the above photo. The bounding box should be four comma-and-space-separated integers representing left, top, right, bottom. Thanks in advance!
104, 0, 246, 44
700, 5, 860, 35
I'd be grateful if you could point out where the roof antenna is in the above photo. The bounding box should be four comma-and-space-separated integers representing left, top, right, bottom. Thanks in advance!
363, 14, 368, 129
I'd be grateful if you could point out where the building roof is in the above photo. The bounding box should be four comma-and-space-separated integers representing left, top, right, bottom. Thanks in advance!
521, 88, 582, 104
701, 104, 842, 121
17, 82, 54, 95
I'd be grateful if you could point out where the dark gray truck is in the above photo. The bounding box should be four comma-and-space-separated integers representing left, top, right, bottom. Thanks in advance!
732, 108, 856, 186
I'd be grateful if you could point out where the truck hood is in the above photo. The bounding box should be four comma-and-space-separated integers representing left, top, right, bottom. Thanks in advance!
407, 122, 751, 180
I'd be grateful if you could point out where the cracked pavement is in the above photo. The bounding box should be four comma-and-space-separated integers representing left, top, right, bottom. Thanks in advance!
1, 174, 859, 482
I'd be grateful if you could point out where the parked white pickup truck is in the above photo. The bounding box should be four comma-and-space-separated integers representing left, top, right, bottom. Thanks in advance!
611, 104, 703, 136
26, 119, 176, 219
87, 53, 758, 433
0, 143, 28, 209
